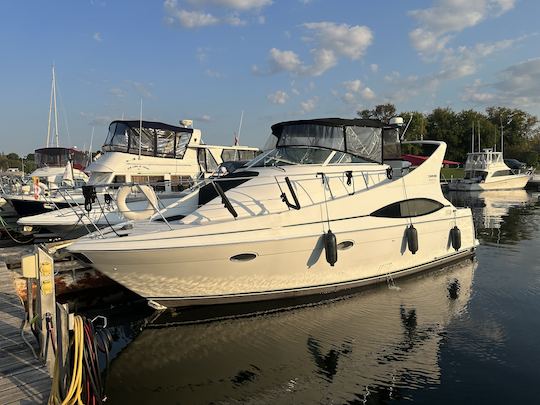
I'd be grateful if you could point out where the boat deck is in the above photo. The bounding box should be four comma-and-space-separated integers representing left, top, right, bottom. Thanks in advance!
0, 261, 50, 405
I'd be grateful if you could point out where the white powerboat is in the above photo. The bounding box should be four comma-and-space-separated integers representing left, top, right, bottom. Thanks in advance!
17, 119, 260, 238
2, 147, 89, 216
106, 259, 475, 403
68, 118, 477, 308
448, 149, 531, 191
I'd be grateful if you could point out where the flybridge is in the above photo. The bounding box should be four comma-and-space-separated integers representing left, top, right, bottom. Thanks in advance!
102, 120, 194, 159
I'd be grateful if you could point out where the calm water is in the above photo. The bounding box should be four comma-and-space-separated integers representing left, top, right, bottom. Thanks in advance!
104, 189, 540, 404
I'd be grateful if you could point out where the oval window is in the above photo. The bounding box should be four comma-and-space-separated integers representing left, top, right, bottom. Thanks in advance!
337, 240, 354, 250
371, 198, 444, 218
230, 253, 257, 262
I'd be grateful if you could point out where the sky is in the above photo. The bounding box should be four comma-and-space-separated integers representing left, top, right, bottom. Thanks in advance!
1, 0, 540, 155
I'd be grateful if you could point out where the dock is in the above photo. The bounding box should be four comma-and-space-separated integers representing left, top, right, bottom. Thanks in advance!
0, 261, 50, 405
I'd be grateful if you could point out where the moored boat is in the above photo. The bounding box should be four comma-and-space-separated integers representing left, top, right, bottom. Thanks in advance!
448, 149, 531, 191
68, 118, 478, 308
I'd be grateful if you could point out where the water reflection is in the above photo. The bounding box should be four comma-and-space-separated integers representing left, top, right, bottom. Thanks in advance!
447, 190, 540, 244
106, 260, 476, 404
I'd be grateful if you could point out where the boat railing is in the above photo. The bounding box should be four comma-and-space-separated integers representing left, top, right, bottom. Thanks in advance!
47, 167, 391, 235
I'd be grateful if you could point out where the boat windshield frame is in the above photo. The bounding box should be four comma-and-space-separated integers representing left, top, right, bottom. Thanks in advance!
247, 146, 377, 168
102, 120, 194, 159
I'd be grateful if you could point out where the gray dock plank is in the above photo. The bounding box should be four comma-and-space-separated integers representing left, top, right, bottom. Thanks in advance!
0, 260, 50, 405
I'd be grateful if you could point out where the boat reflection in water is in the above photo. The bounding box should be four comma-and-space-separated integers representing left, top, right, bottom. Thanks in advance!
447, 190, 540, 244
106, 259, 476, 404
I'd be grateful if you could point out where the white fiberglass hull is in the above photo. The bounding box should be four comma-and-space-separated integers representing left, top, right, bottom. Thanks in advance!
74, 208, 476, 307
17, 195, 185, 238
448, 174, 530, 191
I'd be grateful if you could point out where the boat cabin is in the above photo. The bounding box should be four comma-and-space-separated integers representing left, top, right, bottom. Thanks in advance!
463, 149, 512, 180
252, 118, 402, 167
88, 120, 260, 191
34, 147, 88, 170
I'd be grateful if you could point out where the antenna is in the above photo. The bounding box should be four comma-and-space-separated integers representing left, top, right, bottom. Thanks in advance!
399, 115, 413, 141
236, 110, 244, 145
89, 127, 95, 164
139, 98, 143, 159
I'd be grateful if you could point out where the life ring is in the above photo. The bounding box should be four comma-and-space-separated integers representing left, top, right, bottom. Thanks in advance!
116, 185, 158, 220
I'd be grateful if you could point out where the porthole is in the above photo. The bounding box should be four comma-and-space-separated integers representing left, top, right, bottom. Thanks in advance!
230, 253, 257, 262
337, 240, 354, 250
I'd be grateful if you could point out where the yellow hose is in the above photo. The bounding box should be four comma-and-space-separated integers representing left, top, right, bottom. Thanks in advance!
48, 316, 86, 405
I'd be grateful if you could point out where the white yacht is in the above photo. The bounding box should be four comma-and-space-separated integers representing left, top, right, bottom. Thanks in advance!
17, 119, 260, 237
2, 147, 89, 216
68, 118, 477, 308
448, 149, 531, 191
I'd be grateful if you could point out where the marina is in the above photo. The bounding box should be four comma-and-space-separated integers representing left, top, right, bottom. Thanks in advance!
2, 1, 540, 403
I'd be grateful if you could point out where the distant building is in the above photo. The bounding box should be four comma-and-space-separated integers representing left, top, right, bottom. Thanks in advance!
7, 167, 20, 172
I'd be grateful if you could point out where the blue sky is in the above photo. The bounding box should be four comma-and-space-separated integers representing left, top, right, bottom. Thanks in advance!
1, 0, 540, 154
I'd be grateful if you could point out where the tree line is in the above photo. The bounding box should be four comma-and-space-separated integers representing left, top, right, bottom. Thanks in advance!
0, 153, 37, 173
358, 104, 540, 165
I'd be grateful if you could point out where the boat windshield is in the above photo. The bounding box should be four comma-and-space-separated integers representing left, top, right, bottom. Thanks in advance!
103, 121, 193, 159
35, 148, 88, 169
249, 147, 333, 167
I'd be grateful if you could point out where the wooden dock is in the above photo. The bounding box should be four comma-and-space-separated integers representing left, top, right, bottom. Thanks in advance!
0, 261, 50, 405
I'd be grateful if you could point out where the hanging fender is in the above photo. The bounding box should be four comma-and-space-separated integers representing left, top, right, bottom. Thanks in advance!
117, 185, 158, 220
406, 224, 418, 254
324, 230, 338, 266
450, 225, 461, 251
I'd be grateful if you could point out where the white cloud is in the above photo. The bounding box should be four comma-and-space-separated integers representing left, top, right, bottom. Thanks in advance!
166, 7, 219, 28
93, 32, 102, 42
164, 0, 256, 28
194, 114, 213, 122
361, 87, 376, 100
308, 48, 337, 76
303, 22, 373, 60
186, 0, 272, 11
257, 15, 265, 24
254, 21, 373, 77
205, 69, 224, 78
196, 47, 208, 62
463, 58, 540, 107
267, 90, 289, 104
224, 14, 247, 26
108, 87, 126, 98
370, 64, 378, 73
300, 97, 318, 113
409, 0, 517, 55
343, 79, 362, 93
127, 81, 154, 98
268, 48, 303, 73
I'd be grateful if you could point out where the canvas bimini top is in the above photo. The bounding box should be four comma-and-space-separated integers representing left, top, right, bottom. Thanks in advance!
103, 120, 194, 159
270, 118, 398, 164
34, 147, 89, 170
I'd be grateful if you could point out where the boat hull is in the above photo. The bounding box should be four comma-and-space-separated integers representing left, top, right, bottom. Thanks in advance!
8, 197, 75, 217
448, 174, 530, 191
78, 211, 477, 308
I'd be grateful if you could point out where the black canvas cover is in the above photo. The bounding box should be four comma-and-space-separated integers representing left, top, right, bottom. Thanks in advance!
270, 118, 384, 163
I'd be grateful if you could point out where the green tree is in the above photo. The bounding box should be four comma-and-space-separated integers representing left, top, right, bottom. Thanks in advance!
357, 103, 397, 123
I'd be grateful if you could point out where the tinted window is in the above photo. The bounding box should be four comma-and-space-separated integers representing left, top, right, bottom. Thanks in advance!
371, 198, 444, 218
492, 170, 512, 177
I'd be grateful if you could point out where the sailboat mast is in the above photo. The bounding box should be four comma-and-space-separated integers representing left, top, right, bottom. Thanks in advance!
477, 121, 481, 152
52, 66, 59, 147
471, 122, 475, 153
47, 66, 54, 147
